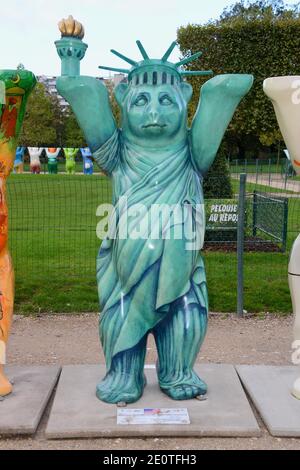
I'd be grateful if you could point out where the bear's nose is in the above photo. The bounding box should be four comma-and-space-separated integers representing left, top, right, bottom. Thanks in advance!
148, 110, 159, 123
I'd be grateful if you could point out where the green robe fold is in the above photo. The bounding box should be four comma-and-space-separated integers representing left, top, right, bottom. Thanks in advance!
94, 130, 208, 368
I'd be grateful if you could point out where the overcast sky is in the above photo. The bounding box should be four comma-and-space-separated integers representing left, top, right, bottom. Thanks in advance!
0, 0, 297, 77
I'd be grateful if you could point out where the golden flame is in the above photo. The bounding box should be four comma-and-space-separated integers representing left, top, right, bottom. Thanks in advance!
58, 15, 84, 40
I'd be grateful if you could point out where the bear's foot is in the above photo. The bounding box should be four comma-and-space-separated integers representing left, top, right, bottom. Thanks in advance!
159, 370, 207, 401
96, 370, 146, 404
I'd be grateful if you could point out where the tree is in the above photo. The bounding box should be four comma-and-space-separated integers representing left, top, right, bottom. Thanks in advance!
105, 79, 121, 127
61, 108, 86, 148
18, 82, 58, 146
61, 80, 119, 147
203, 143, 233, 198
51, 93, 65, 147
219, 0, 298, 23
19, 75, 123, 149
177, 0, 300, 158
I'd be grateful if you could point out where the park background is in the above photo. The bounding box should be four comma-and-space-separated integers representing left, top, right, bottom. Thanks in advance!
4, 0, 300, 315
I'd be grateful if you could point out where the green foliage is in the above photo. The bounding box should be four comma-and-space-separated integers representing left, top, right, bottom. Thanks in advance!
106, 79, 121, 126
219, 0, 299, 24
58, 80, 121, 147
51, 94, 65, 147
178, 1, 300, 157
19, 78, 120, 148
203, 143, 233, 198
7, 173, 297, 314
19, 82, 58, 146
61, 108, 86, 147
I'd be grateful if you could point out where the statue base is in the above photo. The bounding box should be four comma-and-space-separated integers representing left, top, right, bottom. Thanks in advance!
237, 365, 300, 437
0, 365, 61, 435
292, 377, 300, 400
46, 364, 260, 439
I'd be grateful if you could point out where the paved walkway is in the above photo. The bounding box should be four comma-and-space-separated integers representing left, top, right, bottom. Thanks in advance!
1, 313, 299, 450
232, 173, 300, 193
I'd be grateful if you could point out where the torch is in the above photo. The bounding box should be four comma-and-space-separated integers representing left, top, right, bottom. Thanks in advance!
55, 15, 88, 76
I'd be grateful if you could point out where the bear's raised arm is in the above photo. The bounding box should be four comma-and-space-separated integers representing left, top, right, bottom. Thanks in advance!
56, 76, 116, 153
190, 74, 253, 175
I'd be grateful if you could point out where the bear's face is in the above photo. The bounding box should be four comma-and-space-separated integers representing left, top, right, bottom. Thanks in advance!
125, 84, 185, 139
115, 81, 192, 148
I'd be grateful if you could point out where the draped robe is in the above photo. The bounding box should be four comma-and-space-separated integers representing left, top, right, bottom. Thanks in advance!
94, 129, 208, 368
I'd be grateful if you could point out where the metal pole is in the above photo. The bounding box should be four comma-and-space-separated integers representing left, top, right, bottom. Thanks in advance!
255, 158, 259, 185
284, 166, 288, 190
252, 190, 257, 237
268, 158, 271, 186
276, 142, 281, 174
237, 173, 247, 317
282, 198, 288, 253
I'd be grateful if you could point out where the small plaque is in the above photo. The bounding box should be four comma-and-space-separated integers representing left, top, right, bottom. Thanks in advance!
117, 408, 190, 425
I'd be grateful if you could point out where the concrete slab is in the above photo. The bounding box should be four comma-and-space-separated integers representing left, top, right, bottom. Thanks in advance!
0, 365, 61, 435
46, 364, 260, 438
237, 365, 300, 437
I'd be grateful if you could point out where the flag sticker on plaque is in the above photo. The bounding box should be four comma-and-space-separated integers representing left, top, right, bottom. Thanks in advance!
117, 408, 190, 425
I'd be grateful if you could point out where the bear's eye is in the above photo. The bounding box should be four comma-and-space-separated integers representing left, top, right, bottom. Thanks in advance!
134, 94, 148, 107
159, 94, 173, 106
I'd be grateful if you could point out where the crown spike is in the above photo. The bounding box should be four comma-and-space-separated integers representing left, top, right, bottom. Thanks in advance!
161, 41, 177, 62
175, 51, 202, 68
180, 70, 213, 76
99, 41, 213, 84
136, 40, 149, 60
110, 49, 137, 66
98, 65, 130, 74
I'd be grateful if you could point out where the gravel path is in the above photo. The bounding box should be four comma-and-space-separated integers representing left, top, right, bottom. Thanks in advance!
1, 313, 300, 450
231, 173, 300, 193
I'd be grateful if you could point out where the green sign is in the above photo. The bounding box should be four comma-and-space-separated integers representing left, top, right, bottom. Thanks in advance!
206, 199, 238, 230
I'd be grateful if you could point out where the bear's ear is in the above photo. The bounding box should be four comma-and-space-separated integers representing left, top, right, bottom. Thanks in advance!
180, 82, 193, 104
114, 83, 129, 106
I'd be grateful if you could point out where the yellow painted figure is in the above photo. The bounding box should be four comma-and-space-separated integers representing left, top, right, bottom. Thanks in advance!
0, 70, 36, 396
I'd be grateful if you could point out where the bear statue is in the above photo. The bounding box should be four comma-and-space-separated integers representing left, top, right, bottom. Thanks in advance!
55, 17, 253, 404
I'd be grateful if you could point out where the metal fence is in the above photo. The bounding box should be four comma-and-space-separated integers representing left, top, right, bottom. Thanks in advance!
230, 157, 297, 190
7, 174, 111, 276
230, 157, 293, 178
252, 191, 288, 251
6, 171, 300, 314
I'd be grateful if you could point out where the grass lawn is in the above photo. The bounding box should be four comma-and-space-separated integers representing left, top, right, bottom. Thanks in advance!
230, 160, 286, 176
7, 173, 111, 313
230, 178, 295, 195
6, 173, 299, 315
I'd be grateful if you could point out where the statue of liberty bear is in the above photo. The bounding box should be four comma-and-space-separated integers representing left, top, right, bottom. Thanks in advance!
55, 16, 253, 404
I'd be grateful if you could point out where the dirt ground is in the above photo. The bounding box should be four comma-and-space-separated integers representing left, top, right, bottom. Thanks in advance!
1, 312, 300, 450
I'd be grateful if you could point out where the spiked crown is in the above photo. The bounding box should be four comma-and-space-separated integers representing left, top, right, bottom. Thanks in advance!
99, 41, 213, 86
